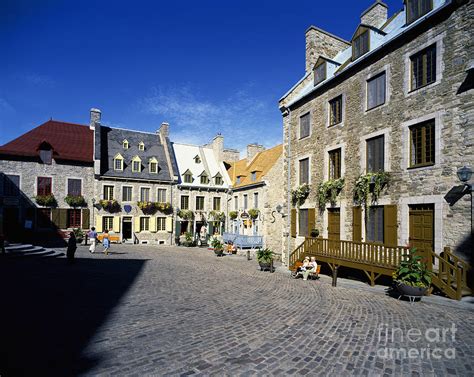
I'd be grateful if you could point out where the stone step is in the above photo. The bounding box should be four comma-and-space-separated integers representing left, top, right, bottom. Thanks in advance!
8, 249, 53, 258
5, 244, 34, 252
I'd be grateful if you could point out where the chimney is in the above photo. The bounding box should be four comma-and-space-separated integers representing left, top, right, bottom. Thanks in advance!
211, 134, 224, 161
158, 121, 169, 138
89, 108, 101, 130
305, 27, 351, 74
361, 1, 388, 29
247, 143, 265, 164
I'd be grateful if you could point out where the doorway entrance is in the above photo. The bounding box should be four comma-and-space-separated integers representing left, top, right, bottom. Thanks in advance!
409, 204, 434, 257
328, 208, 341, 240
122, 217, 132, 242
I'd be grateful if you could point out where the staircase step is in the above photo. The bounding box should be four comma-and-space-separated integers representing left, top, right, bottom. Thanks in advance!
5, 244, 34, 252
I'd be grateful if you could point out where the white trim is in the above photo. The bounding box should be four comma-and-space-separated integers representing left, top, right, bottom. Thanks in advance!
399, 195, 444, 254
102, 183, 116, 200
404, 31, 445, 96
359, 128, 391, 174
401, 111, 443, 171
121, 185, 134, 202
156, 187, 167, 203
363, 64, 391, 113
324, 143, 346, 181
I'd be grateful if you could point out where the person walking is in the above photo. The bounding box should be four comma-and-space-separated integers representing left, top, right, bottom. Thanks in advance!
102, 229, 110, 255
88, 227, 97, 253
67, 231, 77, 264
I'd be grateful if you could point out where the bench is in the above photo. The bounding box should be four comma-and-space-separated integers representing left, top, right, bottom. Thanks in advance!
292, 261, 321, 280
97, 234, 121, 243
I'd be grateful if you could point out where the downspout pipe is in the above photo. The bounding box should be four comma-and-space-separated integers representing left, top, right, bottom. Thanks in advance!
282, 106, 292, 267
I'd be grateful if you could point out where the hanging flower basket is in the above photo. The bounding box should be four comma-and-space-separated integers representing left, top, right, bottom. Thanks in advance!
248, 208, 260, 220
99, 199, 121, 213
65, 195, 87, 207
353, 172, 390, 210
229, 211, 238, 220
209, 210, 225, 222
178, 209, 194, 220
35, 194, 57, 207
317, 178, 344, 209
291, 184, 311, 207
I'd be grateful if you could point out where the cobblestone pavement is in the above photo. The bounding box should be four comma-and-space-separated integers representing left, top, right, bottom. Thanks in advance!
1, 245, 473, 376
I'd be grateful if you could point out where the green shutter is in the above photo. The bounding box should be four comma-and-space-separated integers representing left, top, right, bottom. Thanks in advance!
353, 206, 362, 242
82, 209, 90, 229
291, 209, 297, 238
51, 208, 60, 227
59, 209, 68, 229
307, 208, 316, 236
384, 205, 398, 246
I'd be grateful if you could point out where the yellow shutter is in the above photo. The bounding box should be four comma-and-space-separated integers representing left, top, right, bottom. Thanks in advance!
134, 217, 141, 232
113, 216, 120, 232
353, 206, 362, 242
166, 217, 173, 232
384, 205, 398, 246
291, 209, 296, 238
150, 217, 157, 232
95, 215, 103, 232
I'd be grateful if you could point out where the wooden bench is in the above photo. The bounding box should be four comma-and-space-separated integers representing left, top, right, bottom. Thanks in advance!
97, 234, 121, 243
292, 261, 321, 280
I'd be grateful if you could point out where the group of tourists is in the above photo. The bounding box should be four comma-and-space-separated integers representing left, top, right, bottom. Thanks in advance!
292, 256, 318, 281
66, 226, 111, 264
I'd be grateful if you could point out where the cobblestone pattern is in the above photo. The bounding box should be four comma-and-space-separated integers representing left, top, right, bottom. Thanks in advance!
73, 246, 473, 376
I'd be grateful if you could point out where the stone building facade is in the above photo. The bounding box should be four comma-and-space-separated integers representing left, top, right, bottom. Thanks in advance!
227, 144, 285, 257
280, 0, 473, 264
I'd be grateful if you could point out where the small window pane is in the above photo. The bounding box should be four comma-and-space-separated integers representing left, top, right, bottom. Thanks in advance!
243, 194, 248, 210
140, 188, 150, 202
234, 196, 238, 211
114, 159, 122, 170
157, 189, 167, 202
68, 179, 82, 196
181, 196, 189, 210
140, 217, 149, 231
410, 120, 435, 167
39, 149, 52, 164
67, 209, 81, 228
411, 44, 436, 90
353, 31, 369, 60
4, 174, 20, 196
366, 206, 384, 243
104, 185, 114, 200
157, 217, 166, 231
299, 158, 309, 185
329, 149, 342, 179
299, 113, 310, 139
329, 95, 343, 126
37, 177, 52, 196
298, 209, 309, 237
196, 196, 204, 211
254, 193, 259, 208
122, 186, 132, 201
367, 72, 386, 110
314, 63, 326, 85
367, 136, 385, 173
213, 197, 221, 211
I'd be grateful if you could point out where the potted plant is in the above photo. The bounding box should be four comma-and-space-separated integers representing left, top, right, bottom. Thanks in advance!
248, 208, 259, 220
256, 248, 274, 272
291, 184, 311, 207
182, 231, 195, 247
65, 195, 87, 207
310, 228, 319, 238
209, 210, 225, 222
178, 209, 194, 220
99, 199, 121, 213
317, 178, 344, 210
210, 237, 224, 256
393, 248, 433, 299
229, 211, 238, 220
73, 228, 84, 244
35, 194, 57, 207
137, 201, 158, 215
353, 172, 390, 214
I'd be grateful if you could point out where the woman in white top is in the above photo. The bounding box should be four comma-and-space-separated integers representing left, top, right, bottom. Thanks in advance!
303, 257, 318, 281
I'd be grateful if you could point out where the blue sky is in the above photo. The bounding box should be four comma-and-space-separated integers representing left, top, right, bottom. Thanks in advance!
0, 0, 402, 153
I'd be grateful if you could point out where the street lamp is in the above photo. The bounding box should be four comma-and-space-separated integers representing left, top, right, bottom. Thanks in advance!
457, 166, 472, 183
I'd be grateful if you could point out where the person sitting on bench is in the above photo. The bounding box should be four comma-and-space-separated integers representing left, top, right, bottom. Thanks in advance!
303, 257, 318, 281
292, 257, 310, 278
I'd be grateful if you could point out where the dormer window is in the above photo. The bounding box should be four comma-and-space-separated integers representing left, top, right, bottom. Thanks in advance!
194, 155, 201, 164
352, 30, 369, 60
314, 61, 326, 86
200, 174, 209, 185
138, 141, 145, 151
251, 172, 257, 182
38, 141, 53, 164
123, 139, 129, 150
183, 171, 193, 183
113, 153, 124, 171
406, 0, 432, 25
131, 156, 142, 172
214, 174, 223, 185
236, 176, 242, 184
149, 157, 158, 174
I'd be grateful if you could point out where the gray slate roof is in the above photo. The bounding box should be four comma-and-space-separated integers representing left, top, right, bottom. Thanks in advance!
96, 125, 176, 182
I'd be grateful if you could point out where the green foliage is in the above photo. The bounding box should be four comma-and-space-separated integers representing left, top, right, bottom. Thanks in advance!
310, 228, 320, 238
248, 208, 260, 220
291, 184, 311, 207
178, 209, 194, 220
137, 201, 172, 215
99, 199, 121, 213
210, 237, 223, 251
209, 210, 225, 222
35, 194, 57, 207
64, 195, 86, 207
353, 172, 390, 210
256, 248, 274, 263
182, 231, 196, 247
393, 248, 433, 288
229, 211, 238, 220
317, 178, 344, 209
73, 228, 84, 240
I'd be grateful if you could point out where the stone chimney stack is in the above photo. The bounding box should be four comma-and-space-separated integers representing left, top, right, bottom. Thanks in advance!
305, 27, 351, 73
158, 122, 169, 138
212, 134, 224, 161
247, 143, 265, 164
361, 1, 388, 29
89, 108, 101, 130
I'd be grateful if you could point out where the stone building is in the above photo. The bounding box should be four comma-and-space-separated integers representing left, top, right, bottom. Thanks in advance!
279, 0, 473, 264
172, 135, 237, 244
92, 109, 178, 245
0, 120, 94, 244
226, 144, 285, 256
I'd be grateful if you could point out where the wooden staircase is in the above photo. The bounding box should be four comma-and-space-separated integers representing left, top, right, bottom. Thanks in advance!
289, 237, 472, 300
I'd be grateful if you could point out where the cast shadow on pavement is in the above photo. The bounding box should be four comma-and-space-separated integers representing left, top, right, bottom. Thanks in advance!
0, 256, 146, 376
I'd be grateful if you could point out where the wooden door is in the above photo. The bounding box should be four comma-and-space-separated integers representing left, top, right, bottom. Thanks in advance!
328, 208, 340, 240
409, 204, 434, 257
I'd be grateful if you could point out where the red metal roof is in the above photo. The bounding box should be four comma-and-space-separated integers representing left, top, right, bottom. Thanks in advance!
0, 120, 93, 163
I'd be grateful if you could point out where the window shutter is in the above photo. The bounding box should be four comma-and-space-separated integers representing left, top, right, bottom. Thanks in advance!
95, 215, 103, 232
166, 217, 173, 232
134, 217, 141, 233
150, 217, 157, 232
353, 206, 362, 242
307, 208, 316, 236
384, 205, 398, 246
82, 209, 90, 229
59, 209, 68, 229
113, 216, 120, 233
291, 209, 297, 238
51, 208, 60, 227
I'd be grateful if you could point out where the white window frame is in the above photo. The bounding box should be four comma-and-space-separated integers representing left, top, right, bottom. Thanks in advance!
157, 217, 166, 232
157, 188, 167, 203
103, 184, 115, 200
139, 186, 152, 202
122, 185, 133, 202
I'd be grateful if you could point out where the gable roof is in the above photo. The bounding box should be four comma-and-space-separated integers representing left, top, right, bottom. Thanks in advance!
227, 144, 283, 188
0, 120, 93, 163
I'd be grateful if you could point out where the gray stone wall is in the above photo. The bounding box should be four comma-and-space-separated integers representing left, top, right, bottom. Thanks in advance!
282, 2, 474, 261
361, 2, 388, 28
